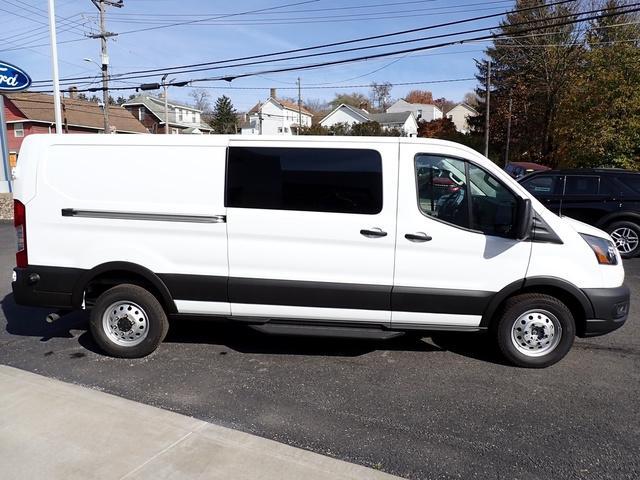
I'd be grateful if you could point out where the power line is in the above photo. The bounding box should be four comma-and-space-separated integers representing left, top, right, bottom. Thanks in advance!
70, 2, 640, 86
26, 1, 640, 93
0, 0, 321, 53
31, 0, 580, 86
114, 0, 319, 36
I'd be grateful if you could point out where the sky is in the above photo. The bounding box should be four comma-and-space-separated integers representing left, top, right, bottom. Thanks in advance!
0, 0, 508, 112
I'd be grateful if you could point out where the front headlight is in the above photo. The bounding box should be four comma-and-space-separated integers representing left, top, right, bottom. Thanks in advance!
580, 234, 618, 265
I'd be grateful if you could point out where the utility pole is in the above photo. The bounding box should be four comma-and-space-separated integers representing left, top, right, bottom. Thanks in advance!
484, 59, 491, 158
88, 0, 123, 134
162, 74, 169, 134
297, 77, 302, 135
505, 95, 513, 166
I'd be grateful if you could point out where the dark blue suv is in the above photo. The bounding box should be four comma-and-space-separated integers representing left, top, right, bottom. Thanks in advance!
520, 169, 640, 258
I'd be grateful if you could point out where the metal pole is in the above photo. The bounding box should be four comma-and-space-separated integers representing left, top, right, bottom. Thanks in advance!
505, 95, 513, 166
0, 95, 12, 193
163, 77, 169, 134
484, 59, 491, 158
98, 0, 110, 133
297, 77, 302, 135
47, 0, 63, 134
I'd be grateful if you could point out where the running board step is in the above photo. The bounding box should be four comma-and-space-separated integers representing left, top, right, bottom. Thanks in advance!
249, 323, 405, 340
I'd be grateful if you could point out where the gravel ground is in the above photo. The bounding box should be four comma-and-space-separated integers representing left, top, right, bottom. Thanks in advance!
0, 193, 12, 220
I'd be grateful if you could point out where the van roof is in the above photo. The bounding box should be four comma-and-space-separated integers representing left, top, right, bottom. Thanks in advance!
21, 134, 486, 161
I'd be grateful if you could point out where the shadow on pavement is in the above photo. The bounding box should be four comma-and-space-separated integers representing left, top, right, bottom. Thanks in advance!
3, 292, 508, 365
1, 293, 88, 341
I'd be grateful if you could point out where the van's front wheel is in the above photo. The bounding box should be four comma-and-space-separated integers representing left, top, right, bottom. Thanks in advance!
496, 294, 575, 368
89, 284, 168, 358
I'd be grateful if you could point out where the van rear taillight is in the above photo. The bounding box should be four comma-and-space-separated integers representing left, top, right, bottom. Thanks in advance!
14, 200, 27, 268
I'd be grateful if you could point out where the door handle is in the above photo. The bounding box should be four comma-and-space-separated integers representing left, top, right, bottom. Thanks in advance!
360, 228, 387, 238
405, 232, 432, 242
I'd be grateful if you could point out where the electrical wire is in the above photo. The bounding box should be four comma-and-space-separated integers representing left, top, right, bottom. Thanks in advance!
29, 0, 580, 85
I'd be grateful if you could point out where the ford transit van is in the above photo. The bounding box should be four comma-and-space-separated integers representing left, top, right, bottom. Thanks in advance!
11, 135, 629, 367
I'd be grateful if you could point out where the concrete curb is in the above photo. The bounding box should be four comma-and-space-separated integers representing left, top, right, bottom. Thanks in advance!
0, 365, 403, 480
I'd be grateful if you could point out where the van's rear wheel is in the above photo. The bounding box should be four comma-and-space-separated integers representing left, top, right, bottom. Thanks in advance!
495, 293, 575, 368
89, 284, 168, 358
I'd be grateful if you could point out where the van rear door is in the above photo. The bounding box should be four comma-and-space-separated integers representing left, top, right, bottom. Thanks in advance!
392, 143, 531, 330
225, 140, 398, 325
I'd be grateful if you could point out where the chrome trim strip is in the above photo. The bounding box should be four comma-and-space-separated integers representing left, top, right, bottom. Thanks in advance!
61, 208, 226, 224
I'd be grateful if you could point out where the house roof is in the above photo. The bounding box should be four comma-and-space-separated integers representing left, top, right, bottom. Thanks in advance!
446, 103, 479, 115
122, 95, 213, 131
388, 99, 442, 112
248, 97, 313, 117
4, 92, 147, 133
369, 111, 414, 124
320, 104, 413, 126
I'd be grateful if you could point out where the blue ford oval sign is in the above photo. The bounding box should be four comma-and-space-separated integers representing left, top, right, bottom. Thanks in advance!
0, 61, 31, 92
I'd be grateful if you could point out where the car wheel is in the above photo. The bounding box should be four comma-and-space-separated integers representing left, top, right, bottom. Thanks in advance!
89, 284, 169, 358
607, 221, 640, 258
495, 293, 575, 368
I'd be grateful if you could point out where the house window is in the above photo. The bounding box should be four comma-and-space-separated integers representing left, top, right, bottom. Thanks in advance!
138, 108, 146, 121
171, 128, 179, 134
14, 123, 24, 137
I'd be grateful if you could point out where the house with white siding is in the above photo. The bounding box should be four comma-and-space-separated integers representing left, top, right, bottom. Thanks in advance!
319, 104, 418, 136
445, 103, 479, 134
386, 99, 443, 122
241, 91, 313, 135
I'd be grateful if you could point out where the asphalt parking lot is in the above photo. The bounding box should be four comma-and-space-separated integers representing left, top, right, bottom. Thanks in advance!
1, 223, 639, 480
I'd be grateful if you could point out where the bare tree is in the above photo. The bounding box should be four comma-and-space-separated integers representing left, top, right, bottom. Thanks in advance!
370, 82, 392, 111
189, 89, 213, 115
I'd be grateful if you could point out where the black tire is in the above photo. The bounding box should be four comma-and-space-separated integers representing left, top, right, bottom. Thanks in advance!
495, 293, 575, 368
606, 221, 640, 258
89, 284, 169, 358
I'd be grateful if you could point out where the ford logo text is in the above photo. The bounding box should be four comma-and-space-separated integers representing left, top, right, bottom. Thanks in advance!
0, 61, 32, 92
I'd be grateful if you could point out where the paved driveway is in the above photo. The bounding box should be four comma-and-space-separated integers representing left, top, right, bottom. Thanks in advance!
1, 223, 638, 479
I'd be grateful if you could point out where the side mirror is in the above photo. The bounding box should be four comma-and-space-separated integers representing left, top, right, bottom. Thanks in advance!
516, 198, 533, 240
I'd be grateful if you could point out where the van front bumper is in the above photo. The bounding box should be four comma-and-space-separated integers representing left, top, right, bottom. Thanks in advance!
581, 284, 630, 337
11, 266, 80, 310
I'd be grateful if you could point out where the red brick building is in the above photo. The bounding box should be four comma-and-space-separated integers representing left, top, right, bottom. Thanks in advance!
3, 92, 148, 167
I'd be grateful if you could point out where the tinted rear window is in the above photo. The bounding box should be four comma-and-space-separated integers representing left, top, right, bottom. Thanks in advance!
619, 175, 640, 193
564, 176, 599, 195
226, 147, 383, 214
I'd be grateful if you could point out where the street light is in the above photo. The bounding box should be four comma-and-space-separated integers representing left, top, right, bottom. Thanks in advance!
83, 58, 109, 131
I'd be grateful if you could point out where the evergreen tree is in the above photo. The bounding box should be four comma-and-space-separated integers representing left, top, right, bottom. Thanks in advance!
471, 0, 582, 165
557, 1, 640, 168
212, 95, 237, 134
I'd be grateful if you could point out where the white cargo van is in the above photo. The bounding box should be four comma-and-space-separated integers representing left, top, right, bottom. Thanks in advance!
11, 135, 629, 367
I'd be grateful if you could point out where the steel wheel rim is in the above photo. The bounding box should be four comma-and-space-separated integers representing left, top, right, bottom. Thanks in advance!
610, 227, 639, 254
102, 301, 149, 347
511, 309, 562, 357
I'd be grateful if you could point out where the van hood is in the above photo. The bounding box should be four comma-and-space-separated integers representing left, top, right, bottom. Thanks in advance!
561, 215, 610, 240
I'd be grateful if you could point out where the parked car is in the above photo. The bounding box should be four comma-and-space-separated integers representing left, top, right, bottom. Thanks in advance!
519, 168, 640, 258
11, 135, 629, 368
505, 161, 551, 179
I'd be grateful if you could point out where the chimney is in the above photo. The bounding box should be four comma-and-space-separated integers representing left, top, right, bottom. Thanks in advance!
270, 88, 277, 99
68, 86, 78, 99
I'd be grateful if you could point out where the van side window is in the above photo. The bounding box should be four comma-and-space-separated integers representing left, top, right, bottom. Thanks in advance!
468, 164, 518, 236
415, 155, 518, 237
226, 147, 383, 214
415, 155, 470, 229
